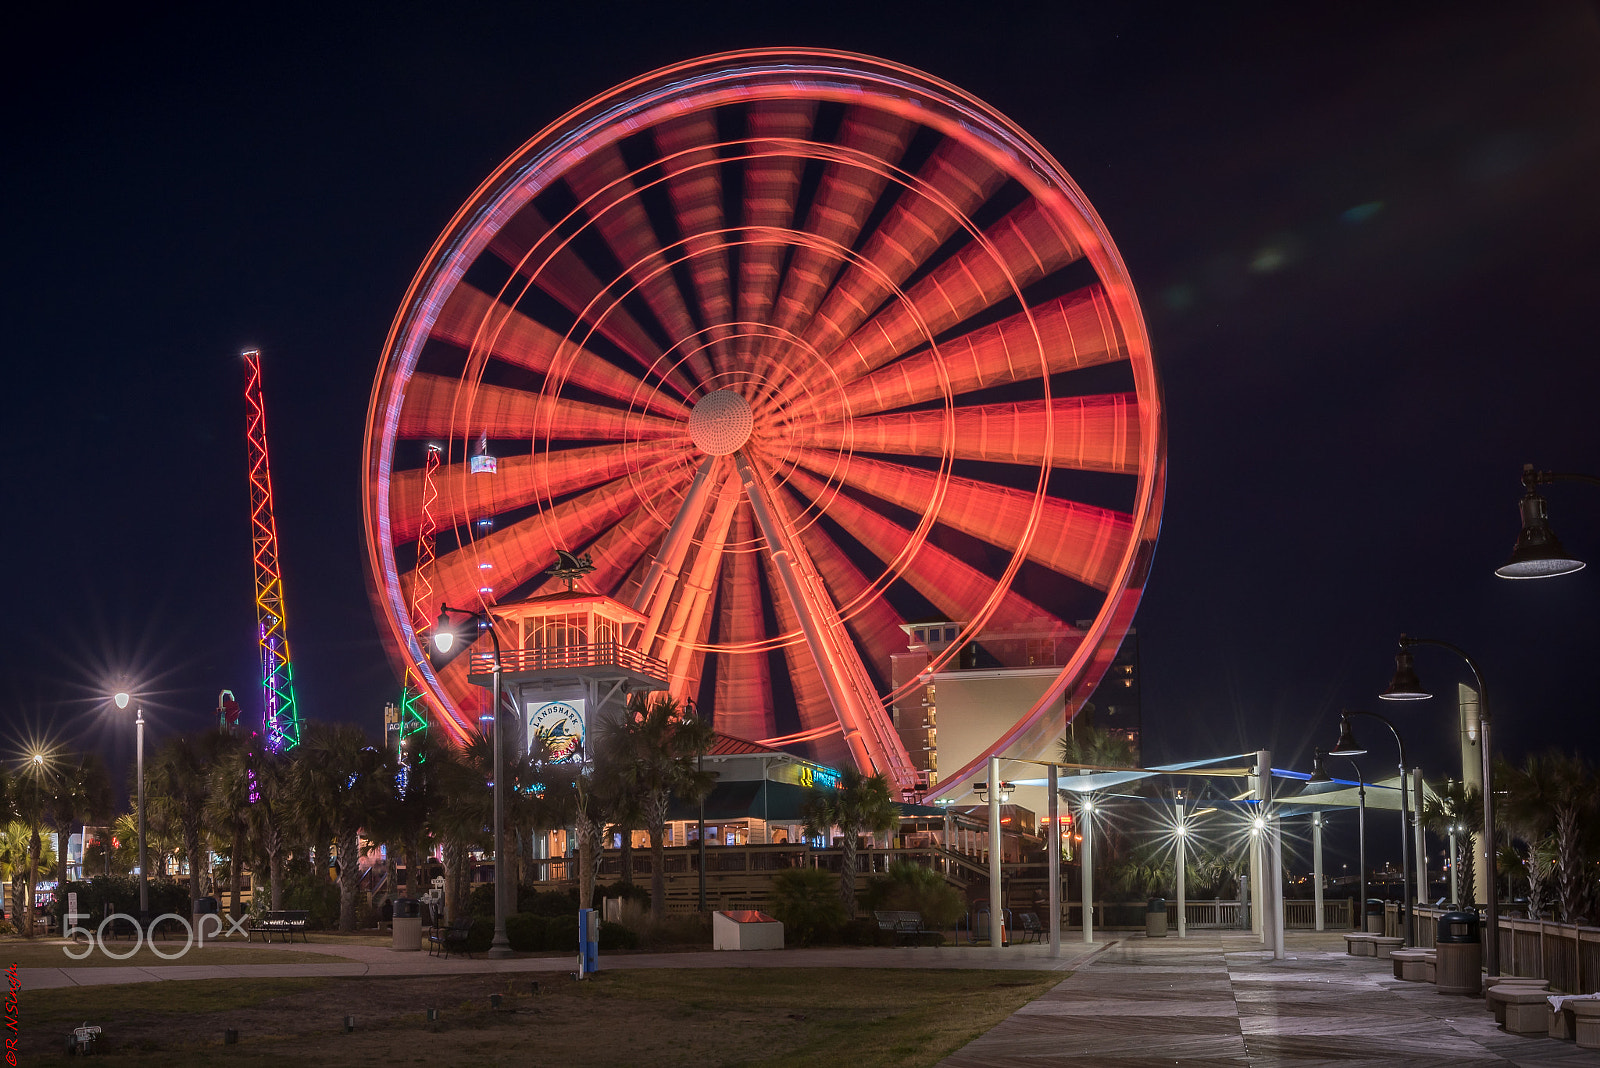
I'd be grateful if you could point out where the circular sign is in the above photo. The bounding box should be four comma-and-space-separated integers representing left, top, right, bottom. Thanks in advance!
528, 700, 584, 762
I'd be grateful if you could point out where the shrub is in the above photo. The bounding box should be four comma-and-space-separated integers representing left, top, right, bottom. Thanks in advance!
52, 876, 189, 927
861, 860, 964, 930
593, 880, 650, 909
505, 913, 547, 952
598, 919, 638, 950
769, 868, 847, 946
467, 917, 495, 953
524, 888, 578, 916
545, 912, 579, 949
281, 878, 340, 929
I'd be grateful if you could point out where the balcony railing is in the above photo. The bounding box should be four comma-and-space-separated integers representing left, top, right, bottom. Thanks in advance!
469, 641, 667, 680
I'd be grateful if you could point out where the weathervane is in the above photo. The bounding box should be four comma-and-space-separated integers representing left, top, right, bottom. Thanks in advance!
547, 549, 596, 592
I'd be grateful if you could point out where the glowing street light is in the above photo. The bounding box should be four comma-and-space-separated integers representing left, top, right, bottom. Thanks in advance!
112, 688, 149, 919
1329, 709, 1413, 946
1494, 464, 1596, 579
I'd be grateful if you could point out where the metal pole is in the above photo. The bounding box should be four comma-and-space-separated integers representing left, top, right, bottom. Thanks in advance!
988, 755, 1004, 947
697, 752, 707, 912
488, 619, 511, 959
1449, 828, 1459, 905
1047, 763, 1060, 957
1313, 813, 1324, 932
1355, 765, 1368, 929
1081, 794, 1094, 944
137, 706, 148, 921
1412, 768, 1427, 910
1175, 795, 1187, 938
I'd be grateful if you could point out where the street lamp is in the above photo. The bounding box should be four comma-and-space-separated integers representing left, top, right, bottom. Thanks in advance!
1381, 635, 1500, 975
1329, 710, 1414, 946
432, 603, 513, 960
1309, 749, 1369, 930
113, 689, 149, 921
1494, 465, 1597, 579
971, 781, 1014, 805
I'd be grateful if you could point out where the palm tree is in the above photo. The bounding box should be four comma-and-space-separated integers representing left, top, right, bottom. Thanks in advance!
802, 768, 901, 913
604, 694, 716, 920
1500, 752, 1596, 923
41, 753, 113, 884
149, 733, 231, 915
1059, 718, 1138, 769
1422, 780, 1481, 905
290, 723, 391, 931
429, 739, 490, 922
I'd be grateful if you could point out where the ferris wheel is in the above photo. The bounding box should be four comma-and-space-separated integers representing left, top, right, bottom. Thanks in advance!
363, 49, 1166, 796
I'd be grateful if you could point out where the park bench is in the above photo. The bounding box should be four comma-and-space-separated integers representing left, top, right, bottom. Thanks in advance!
1342, 933, 1375, 956
254, 909, 310, 943
873, 910, 938, 946
1489, 986, 1551, 1034
429, 916, 475, 958
1389, 947, 1429, 981
1016, 912, 1045, 943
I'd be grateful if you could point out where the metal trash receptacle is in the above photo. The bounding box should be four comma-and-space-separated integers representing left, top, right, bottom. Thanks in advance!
1365, 898, 1385, 934
1435, 911, 1481, 995
391, 897, 422, 952
1146, 897, 1168, 938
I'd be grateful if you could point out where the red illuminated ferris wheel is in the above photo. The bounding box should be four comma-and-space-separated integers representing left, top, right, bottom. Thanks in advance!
363, 50, 1166, 796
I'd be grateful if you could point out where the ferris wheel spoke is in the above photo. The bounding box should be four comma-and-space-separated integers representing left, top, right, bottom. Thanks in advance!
655, 113, 738, 373
565, 148, 719, 388
800, 139, 1003, 360
489, 204, 699, 401
768, 107, 915, 342
397, 374, 689, 443
738, 451, 916, 785
714, 506, 775, 742
785, 448, 1133, 592
390, 441, 682, 543
737, 102, 817, 366
826, 199, 1084, 385
786, 284, 1125, 426
432, 284, 687, 419
790, 516, 906, 685
657, 473, 744, 699
409, 460, 686, 622
799, 395, 1141, 474
631, 456, 724, 629
755, 545, 847, 756
782, 464, 1064, 631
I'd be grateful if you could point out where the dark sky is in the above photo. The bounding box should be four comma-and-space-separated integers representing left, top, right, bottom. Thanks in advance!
4, 2, 1597, 865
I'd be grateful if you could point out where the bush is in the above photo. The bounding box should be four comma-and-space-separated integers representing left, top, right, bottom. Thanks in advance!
281, 878, 340, 930
594, 880, 650, 909
524, 888, 577, 916
769, 868, 848, 946
545, 912, 579, 948
506, 913, 547, 952
599, 919, 638, 950
51, 876, 189, 926
861, 860, 964, 930
467, 917, 495, 953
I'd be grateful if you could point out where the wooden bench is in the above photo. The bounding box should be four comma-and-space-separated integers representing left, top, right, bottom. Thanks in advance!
1370, 935, 1403, 959
1389, 948, 1429, 981
1343, 933, 1376, 956
873, 910, 938, 946
1483, 977, 1548, 1016
1570, 1000, 1600, 1049
1016, 912, 1045, 944
254, 910, 310, 943
1489, 986, 1550, 1034
428, 916, 475, 958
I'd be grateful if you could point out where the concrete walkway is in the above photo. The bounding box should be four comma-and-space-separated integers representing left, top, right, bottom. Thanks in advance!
937, 931, 1594, 1067
19, 934, 1108, 990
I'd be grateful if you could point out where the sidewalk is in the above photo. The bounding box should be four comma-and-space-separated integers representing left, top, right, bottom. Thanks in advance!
936, 931, 1594, 1067
19, 934, 1109, 990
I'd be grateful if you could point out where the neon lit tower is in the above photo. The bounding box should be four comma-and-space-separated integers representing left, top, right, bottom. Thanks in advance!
243, 348, 302, 751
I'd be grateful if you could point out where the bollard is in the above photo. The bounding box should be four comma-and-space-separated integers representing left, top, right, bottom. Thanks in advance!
489, 994, 502, 1010
223, 1029, 238, 1045
343, 1015, 355, 1033
426, 1008, 439, 1025
530, 981, 540, 996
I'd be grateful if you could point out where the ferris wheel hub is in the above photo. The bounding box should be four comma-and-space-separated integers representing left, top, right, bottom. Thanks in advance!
688, 388, 754, 456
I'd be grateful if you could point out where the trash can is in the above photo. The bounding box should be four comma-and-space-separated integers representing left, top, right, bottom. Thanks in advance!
195, 896, 219, 915
391, 897, 422, 952
1146, 897, 1168, 938
1365, 898, 1385, 934
1435, 910, 1482, 996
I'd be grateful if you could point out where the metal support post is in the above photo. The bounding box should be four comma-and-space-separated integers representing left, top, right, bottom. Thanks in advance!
1047, 763, 1060, 957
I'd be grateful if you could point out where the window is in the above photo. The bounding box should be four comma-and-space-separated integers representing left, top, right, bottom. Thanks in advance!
914, 628, 926, 643
944, 626, 957, 642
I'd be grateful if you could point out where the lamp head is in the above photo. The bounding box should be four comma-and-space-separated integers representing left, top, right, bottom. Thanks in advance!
1307, 748, 1332, 784
1496, 488, 1585, 579
113, 691, 130, 710
1381, 648, 1430, 701
433, 606, 455, 653
31, 753, 44, 766
1328, 713, 1367, 757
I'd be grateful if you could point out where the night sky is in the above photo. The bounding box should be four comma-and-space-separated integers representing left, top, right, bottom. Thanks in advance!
5, 3, 1597, 870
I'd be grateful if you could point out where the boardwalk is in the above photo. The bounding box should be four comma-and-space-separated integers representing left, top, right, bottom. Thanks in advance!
939, 932, 1594, 1067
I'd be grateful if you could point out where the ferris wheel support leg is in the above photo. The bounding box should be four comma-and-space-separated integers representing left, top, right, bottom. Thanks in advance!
734, 451, 916, 791
632, 455, 720, 642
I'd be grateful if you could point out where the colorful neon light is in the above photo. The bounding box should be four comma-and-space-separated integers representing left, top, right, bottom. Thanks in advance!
243, 349, 301, 751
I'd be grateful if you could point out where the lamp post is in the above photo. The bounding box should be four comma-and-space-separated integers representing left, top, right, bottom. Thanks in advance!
433, 604, 512, 959
1329, 711, 1413, 946
973, 769, 1012, 946
113, 689, 148, 921
1382, 636, 1499, 976
1174, 791, 1187, 939
1311, 751, 1369, 930
1494, 464, 1597, 579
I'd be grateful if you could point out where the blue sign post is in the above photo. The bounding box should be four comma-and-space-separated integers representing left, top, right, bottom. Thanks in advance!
578, 908, 599, 978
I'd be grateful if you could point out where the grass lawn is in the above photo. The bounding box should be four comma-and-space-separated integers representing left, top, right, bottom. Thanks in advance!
2, 940, 358, 969
17, 967, 1061, 1066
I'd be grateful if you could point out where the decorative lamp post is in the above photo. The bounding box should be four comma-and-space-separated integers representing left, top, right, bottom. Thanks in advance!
973, 765, 1012, 946
114, 689, 149, 921
1494, 465, 1596, 579
1382, 636, 1499, 974
1174, 791, 1188, 939
1329, 711, 1413, 946
433, 604, 513, 959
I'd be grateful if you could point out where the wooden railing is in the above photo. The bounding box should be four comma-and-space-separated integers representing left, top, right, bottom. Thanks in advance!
469, 641, 667, 679
1398, 904, 1600, 993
